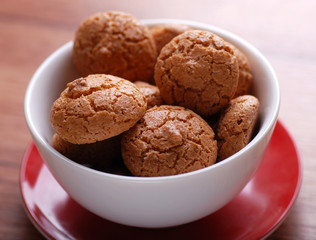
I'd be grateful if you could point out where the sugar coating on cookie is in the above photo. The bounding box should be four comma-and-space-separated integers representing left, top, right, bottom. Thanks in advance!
121, 105, 217, 177
134, 81, 163, 109
150, 24, 191, 55
73, 11, 157, 82
154, 30, 239, 117
216, 95, 260, 161
50, 74, 147, 144
52, 133, 121, 169
227, 43, 253, 97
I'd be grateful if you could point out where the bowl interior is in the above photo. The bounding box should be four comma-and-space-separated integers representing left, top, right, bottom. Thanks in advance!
24, 19, 280, 179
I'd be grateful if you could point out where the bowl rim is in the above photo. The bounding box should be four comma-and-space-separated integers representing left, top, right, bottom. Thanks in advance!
24, 18, 280, 182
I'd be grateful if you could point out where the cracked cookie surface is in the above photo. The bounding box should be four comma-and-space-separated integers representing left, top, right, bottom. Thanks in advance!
50, 74, 147, 144
154, 30, 239, 117
227, 43, 253, 97
216, 95, 260, 161
121, 105, 217, 177
150, 24, 191, 55
73, 11, 156, 82
134, 81, 163, 109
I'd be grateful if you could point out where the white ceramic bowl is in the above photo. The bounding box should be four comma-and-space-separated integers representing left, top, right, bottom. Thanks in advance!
24, 19, 280, 228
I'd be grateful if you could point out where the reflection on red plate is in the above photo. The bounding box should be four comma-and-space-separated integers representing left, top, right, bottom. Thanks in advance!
20, 121, 301, 240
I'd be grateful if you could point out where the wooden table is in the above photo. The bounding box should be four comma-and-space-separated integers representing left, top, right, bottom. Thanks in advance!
1, 0, 315, 239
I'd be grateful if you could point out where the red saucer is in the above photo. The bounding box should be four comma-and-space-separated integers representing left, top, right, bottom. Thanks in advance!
20, 121, 301, 240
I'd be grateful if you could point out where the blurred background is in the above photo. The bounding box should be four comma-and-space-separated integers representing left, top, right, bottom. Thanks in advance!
1, 0, 315, 239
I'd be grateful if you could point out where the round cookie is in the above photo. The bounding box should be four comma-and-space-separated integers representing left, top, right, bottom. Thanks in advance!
154, 30, 239, 117
52, 133, 121, 170
50, 74, 147, 144
150, 24, 191, 55
216, 95, 260, 161
134, 81, 163, 109
121, 105, 217, 177
73, 11, 157, 82
227, 43, 253, 97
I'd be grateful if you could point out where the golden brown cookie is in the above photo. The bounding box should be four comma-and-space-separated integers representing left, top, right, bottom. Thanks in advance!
121, 105, 217, 177
154, 30, 239, 117
52, 133, 121, 170
73, 11, 157, 82
150, 24, 191, 55
216, 95, 260, 161
50, 74, 147, 144
134, 81, 163, 109
227, 43, 253, 97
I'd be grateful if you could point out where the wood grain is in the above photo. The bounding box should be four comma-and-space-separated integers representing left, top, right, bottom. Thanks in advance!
1, 0, 315, 239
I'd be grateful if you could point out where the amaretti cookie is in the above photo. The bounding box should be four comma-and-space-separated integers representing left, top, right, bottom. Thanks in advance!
121, 105, 217, 177
73, 11, 157, 82
150, 24, 191, 55
227, 43, 253, 97
52, 133, 121, 169
134, 81, 163, 109
154, 30, 239, 117
216, 95, 260, 161
50, 74, 147, 144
